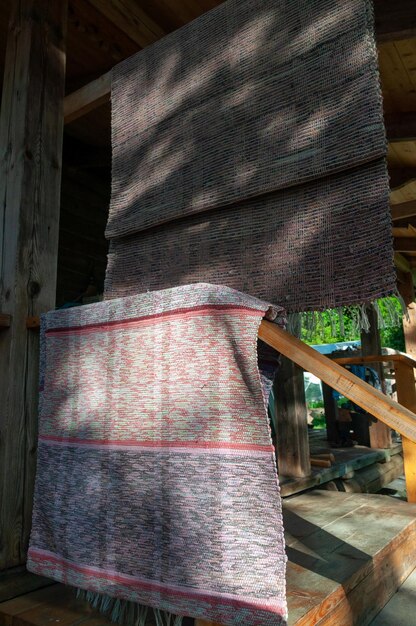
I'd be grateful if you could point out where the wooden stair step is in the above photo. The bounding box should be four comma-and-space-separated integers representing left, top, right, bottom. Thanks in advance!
286, 491, 416, 625
1, 492, 416, 626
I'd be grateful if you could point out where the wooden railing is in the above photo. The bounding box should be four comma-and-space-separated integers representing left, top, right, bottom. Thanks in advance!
258, 321, 416, 502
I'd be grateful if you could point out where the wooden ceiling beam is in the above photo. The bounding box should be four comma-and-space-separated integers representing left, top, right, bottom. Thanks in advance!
63, 0, 416, 126
385, 113, 416, 142
392, 200, 416, 222
374, 0, 416, 42
87, 0, 165, 48
393, 226, 416, 237
64, 71, 111, 124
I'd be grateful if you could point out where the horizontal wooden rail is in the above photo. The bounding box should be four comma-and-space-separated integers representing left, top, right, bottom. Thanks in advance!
258, 321, 416, 443
334, 353, 416, 369
64, 71, 111, 124
391, 200, 416, 222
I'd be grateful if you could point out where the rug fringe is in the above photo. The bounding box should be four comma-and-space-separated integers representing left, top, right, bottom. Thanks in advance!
76, 589, 182, 626
287, 294, 407, 341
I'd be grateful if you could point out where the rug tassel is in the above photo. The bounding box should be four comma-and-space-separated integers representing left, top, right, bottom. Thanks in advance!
77, 589, 183, 626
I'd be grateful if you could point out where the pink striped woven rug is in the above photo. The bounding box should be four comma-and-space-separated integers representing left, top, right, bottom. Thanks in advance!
28, 284, 288, 626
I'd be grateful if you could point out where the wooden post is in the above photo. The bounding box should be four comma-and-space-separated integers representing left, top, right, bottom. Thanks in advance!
403, 302, 416, 360
360, 307, 392, 449
273, 357, 311, 478
0, 0, 67, 569
321, 382, 340, 445
394, 361, 416, 502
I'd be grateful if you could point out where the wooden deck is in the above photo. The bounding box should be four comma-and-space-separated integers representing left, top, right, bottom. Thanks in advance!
285, 491, 416, 625
280, 430, 403, 497
1, 491, 416, 626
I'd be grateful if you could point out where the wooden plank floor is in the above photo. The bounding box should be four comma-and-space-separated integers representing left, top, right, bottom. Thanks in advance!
0, 570, 53, 604
281, 430, 402, 497
1, 492, 415, 626
285, 491, 416, 625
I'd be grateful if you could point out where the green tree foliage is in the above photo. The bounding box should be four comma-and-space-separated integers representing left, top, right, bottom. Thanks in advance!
301, 298, 405, 351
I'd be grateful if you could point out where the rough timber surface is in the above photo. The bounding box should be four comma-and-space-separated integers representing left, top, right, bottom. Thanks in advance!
280, 430, 402, 497
285, 491, 416, 625
1, 493, 416, 626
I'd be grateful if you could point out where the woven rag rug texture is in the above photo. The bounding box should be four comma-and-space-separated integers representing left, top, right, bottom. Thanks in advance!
105, 0, 395, 313
27, 283, 288, 626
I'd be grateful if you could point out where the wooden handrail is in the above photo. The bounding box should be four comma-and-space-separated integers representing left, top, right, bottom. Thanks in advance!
334, 352, 416, 369
258, 321, 416, 443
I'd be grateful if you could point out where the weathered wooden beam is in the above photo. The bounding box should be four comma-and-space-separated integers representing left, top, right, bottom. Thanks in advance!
258, 322, 416, 442
393, 226, 416, 237
374, 0, 416, 42
391, 201, 416, 222
394, 361, 416, 502
404, 303, 416, 361
322, 382, 341, 445
64, 71, 111, 125
273, 357, 311, 479
361, 307, 392, 449
61, 0, 416, 127
0, 0, 67, 569
88, 0, 165, 48
385, 113, 416, 142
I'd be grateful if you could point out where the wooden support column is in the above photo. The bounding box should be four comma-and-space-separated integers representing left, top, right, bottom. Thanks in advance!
0, 0, 67, 569
403, 302, 416, 360
273, 357, 311, 478
401, 302, 416, 502
360, 307, 392, 449
394, 361, 416, 502
322, 382, 340, 445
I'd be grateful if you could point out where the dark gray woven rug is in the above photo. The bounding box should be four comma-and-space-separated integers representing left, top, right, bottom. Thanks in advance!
106, 0, 394, 313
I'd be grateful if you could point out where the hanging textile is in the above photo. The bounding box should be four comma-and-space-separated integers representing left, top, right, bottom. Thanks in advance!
105, 0, 394, 315
28, 284, 288, 626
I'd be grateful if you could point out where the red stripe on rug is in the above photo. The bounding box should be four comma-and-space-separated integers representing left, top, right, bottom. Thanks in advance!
38, 435, 274, 453
45, 304, 264, 336
28, 548, 286, 615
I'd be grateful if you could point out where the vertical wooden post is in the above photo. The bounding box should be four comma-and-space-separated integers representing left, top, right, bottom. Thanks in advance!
322, 382, 340, 445
0, 0, 67, 569
394, 361, 416, 502
273, 357, 311, 478
361, 307, 392, 448
403, 302, 416, 360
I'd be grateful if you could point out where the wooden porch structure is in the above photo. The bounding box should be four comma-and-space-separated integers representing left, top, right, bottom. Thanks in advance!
2, 1, 416, 624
